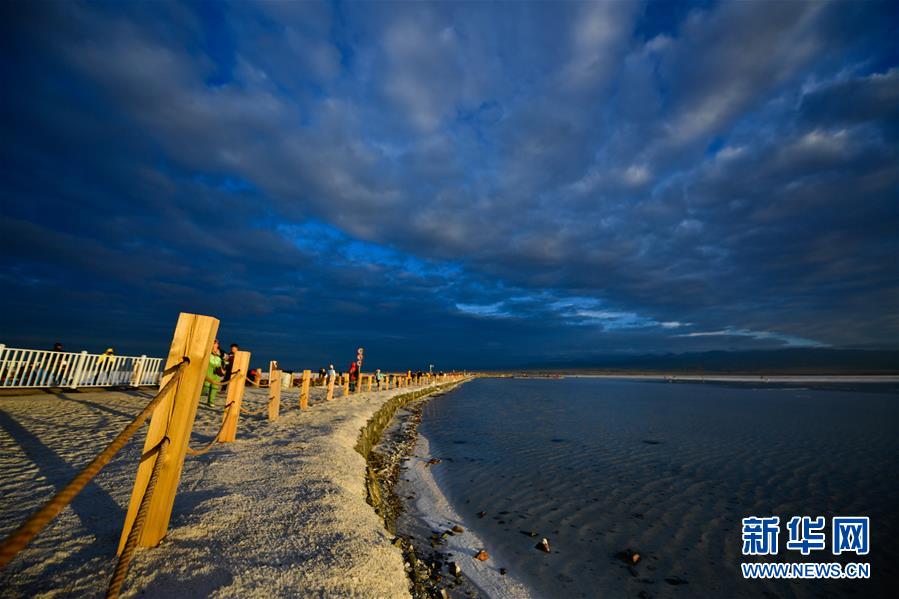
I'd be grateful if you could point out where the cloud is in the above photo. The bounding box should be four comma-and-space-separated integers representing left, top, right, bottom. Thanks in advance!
678, 329, 827, 348
1, 0, 896, 366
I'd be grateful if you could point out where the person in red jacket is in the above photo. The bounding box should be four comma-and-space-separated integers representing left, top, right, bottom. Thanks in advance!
348, 361, 359, 392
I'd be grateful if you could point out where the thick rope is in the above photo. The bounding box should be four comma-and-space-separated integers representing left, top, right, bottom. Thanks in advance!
185, 402, 233, 456
105, 436, 170, 599
0, 360, 188, 569
239, 403, 269, 416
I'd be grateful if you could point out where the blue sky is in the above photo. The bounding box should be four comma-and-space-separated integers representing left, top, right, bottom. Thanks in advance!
1, 0, 897, 369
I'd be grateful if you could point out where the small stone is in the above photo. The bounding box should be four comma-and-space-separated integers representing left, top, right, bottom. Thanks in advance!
449, 562, 461, 577
631, 553, 641, 565
474, 550, 489, 561
452, 525, 464, 533
499, 568, 507, 575
478, 511, 487, 518
438, 590, 449, 599
535, 538, 551, 553
426, 458, 442, 465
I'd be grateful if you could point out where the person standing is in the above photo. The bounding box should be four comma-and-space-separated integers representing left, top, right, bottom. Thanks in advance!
202, 340, 224, 407
223, 343, 240, 383
348, 361, 359, 392
94, 348, 114, 385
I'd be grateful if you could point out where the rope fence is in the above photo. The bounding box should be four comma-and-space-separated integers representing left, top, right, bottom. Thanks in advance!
0, 359, 188, 569
0, 311, 470, 598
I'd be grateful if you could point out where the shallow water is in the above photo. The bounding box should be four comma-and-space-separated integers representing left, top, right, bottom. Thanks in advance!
416, 377, 898, 598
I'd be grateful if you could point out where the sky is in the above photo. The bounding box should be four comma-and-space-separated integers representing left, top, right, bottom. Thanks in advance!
1, 0, 897, 370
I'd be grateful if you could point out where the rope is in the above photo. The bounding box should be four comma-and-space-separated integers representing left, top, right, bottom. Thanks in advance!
105, 436, 170, 598
239, 404, 269, 416
0, 360, 188, 570
185, 402, 233, 456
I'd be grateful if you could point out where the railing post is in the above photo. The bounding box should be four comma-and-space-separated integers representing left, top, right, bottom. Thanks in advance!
0, 344, 6, 385
299, 369, 310, 410
131, 355, 146, 387
71, 351, 88, 389
220, 350, 251, 443
367, 375, 373, 392
118, 312, 218, 553
342, 374, 349, 397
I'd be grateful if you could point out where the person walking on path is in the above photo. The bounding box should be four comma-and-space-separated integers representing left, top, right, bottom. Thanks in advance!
203, 339, 224, 407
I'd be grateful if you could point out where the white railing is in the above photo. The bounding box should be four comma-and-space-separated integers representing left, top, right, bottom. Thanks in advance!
0, 345, 163, 389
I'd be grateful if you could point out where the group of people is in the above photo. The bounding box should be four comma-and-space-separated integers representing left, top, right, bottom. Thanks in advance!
202, 340, 241, 407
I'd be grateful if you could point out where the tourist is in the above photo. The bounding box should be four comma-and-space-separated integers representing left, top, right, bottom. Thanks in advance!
223, 343, 239, 383
94, 348, 114, 385
202, 339, 224, 407
348, 361, 359, 391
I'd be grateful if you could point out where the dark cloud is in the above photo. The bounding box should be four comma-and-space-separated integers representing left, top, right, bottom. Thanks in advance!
1, 0, 896, 368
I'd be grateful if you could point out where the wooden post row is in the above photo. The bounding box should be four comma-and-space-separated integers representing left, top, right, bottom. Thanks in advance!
220, 350, 251, 442
299, 369, 310, 410
118, 312, 218, 553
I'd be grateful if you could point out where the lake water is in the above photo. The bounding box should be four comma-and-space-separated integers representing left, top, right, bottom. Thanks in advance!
414, 377, 898, 598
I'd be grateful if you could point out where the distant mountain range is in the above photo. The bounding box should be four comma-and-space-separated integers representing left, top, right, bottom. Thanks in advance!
517, 348, 899, 375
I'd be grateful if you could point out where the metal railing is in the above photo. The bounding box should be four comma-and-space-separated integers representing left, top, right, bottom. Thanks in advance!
0, 345, 163, 389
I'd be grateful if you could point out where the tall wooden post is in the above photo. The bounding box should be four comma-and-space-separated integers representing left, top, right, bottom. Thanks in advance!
299, 369, 310, 410
253, 369, 261, 387
220, 350, 251, 442
367, 375, 373, 392
268, 370, 282, 418
268, 374, 281, 421
343, 374, 350, 397
267, 361, 277, 387
326, 375, 335, 401
118, 312, 218, 552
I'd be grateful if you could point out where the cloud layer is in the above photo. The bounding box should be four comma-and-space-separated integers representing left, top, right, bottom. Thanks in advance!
1, 1, 896, 368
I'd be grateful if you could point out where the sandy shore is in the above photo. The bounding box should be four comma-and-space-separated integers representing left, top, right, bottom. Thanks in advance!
0, 380, 463, 597
397, 435, 532, 599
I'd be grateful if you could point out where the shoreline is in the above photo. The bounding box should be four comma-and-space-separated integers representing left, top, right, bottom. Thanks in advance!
502, 373, 899, 383
396, 434, 533, 599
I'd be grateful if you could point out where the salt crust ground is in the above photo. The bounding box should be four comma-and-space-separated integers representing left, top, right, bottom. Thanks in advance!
0, 382, 448, 598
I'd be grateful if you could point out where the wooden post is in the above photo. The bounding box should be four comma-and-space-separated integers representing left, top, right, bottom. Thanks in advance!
118, 312, 218, 552
326, 375, 335, 401
220, 350, 251, 442
268, 373, 281, 421
253, 369, 261, 387
268, 369, 282, 418
355, 371, 363, 394
367, 375, 373, 392
299, 369, 310, 410
343, 374, 350, 397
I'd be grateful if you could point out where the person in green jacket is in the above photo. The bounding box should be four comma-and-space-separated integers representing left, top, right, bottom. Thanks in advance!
203, 339, 224, 407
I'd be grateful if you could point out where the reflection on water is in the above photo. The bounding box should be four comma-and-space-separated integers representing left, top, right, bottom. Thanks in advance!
418, 377, 898, 599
